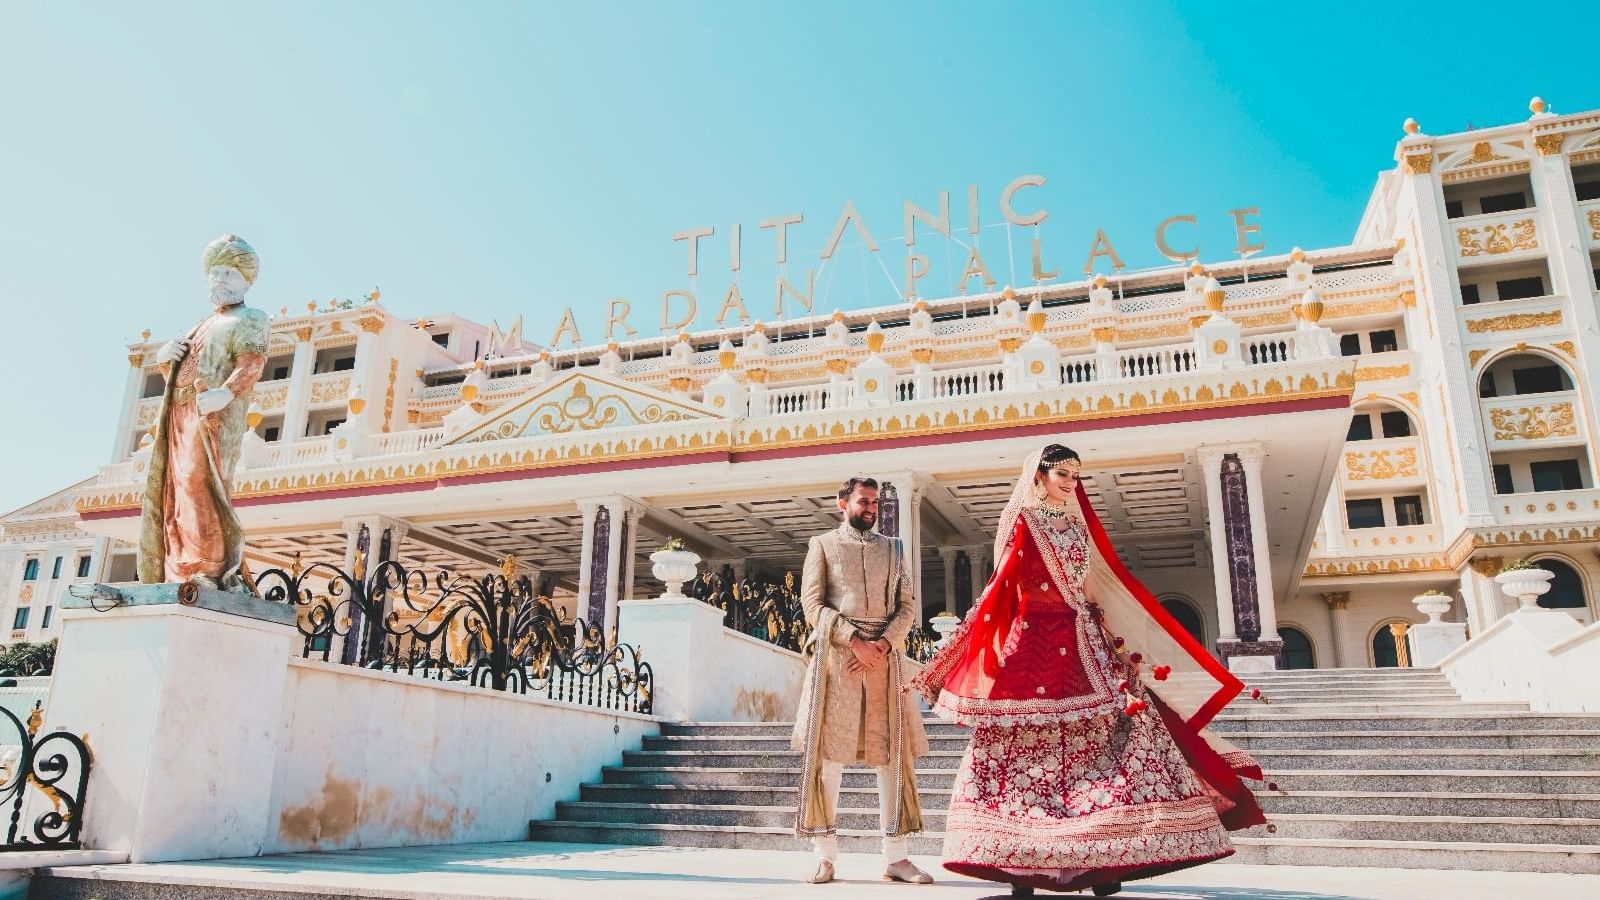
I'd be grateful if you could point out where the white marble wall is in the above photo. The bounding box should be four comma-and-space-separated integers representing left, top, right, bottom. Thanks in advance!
266, 659, 658, 853
1441, 609, 1600, 713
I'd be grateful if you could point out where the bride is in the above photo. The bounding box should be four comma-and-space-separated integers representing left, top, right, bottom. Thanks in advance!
913, 444, 1265, 896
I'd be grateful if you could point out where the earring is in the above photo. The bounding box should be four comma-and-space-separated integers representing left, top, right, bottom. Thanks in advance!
1033, 482, 1048, 502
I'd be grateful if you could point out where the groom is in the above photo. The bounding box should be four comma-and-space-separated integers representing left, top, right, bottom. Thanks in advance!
791, 476, 931, 885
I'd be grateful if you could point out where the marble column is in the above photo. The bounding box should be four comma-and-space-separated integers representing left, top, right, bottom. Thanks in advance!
1320, 591, 1349, 669
939, 546, 958, 614
576, 497, 642, 642
1461, 557, 1506, 633
336, 514, 410, 665
877, 473, 925, 603
954, 548, 974, 616
1198, 447, 1240, 644
281, 329, 316, 443
112, 352, 147, 461
1200, 443, 1283, 670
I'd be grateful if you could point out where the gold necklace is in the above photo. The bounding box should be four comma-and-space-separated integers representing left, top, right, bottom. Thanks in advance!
1037, 499, 1073, 518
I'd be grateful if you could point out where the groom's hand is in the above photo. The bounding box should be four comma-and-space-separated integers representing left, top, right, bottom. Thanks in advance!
847, 635, 887, 672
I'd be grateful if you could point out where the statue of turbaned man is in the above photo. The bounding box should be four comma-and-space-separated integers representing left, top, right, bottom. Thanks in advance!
137, 235, 270, 591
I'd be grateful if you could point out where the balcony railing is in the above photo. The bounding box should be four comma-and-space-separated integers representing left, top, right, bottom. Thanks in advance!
1494, 486, 1600, 523
306, 372, 353, 407
1480, 390, 1584, 451
1453, 209, 1543, 265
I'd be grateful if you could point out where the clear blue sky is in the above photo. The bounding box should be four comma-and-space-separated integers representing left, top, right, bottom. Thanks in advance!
1, 1, 1594, 514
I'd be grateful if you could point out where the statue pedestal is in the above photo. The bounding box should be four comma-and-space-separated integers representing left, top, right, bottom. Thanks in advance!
1407, 621, 1469, 668
1218, 639, 1284, 672
616, 597, 726, 723
46, 584, 298, 862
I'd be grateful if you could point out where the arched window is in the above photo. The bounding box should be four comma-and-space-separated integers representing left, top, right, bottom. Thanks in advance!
1160, 597, 1205, 644
1535, 558, 1588, 610
1280, 626, 1316, 670
1370, 619, 1413, 668
1477, 352, 1576, 399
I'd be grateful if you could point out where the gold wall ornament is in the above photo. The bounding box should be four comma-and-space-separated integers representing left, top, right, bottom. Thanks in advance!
1029, 360, 1046, 375
999, 337, 1022, 353
1324, 298, 1400, 320
1320, 591, 1350, 610
294, 326, 313, 342
1091, 326, 1117, 345
1465, 310, 1562, 333
1402, 152, 1434, 175
1587, 209, 1600, 241
824, 358, 849, 375
1399, 290, 1417, 309
1354, 364, 1411, 382
127, 352, 145, 368
309, 374, 354, 405
382, 358, 398, 433
1468, 349, 1489, 367
863, 379, 879, 392
1344, 447, 1419, 481
1471, 141, 1494, 163
1489, 402, 1578, 441
1212, 339, 1229, 355
1456, 219, 1538, 257
1389, 622, 1411, 667
910, 348, 933, 365
1553, 340, 1577, 359
1534, 133, 1565, 156
18, 584, 32, 602
1468, 556, 1504, 577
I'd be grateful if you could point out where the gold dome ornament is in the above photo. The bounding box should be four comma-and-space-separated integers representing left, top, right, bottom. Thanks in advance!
1403, 117, 1420, 136
717, 339, 737, 370
1529, 96, 1546, 115
865, 321, 885, 353
246, 402, 265, 430
346, 385, 366, 416
461, 359, 487, 403
1290, 246, 1305, 263
1202, 277, 1226, 314
1299, 287, 1325, 324
1026, 299, 1047, 334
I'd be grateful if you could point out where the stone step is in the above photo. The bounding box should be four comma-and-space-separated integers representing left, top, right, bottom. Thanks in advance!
1227, 688, 1463, 702
627, 746, 1600, 773
645, 729, 1600, 753
1250, 812, 1600, 845
1240, 668, 1443, 678
1228, 836, 1600, 874
1263, 770, 1600, 794
574, 782, 1600, 824
598, 765, 1600, 794
1224, 730, 1600, 751
554, 800, 948, 832
1208, 712, 1600, 733
1216, 701, 1530, 716
525, 819, 947, 854
1249, 748, 1600, 771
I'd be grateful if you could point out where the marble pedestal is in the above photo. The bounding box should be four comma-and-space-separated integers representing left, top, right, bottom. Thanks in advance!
616, 596, 727, 722
45, 584, 298, 863
1218, 639, 1284, 673
1407, 621, 1469, 668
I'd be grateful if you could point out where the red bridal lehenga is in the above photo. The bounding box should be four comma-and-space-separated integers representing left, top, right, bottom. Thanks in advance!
913, 451, 1266, 894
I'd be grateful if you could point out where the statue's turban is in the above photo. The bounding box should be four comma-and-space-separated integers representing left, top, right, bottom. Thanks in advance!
202, 234, 260, 285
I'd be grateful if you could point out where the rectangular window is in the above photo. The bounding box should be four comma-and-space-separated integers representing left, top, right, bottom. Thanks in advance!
1346, 415, 1374, 441
1479, 372, 1499, 399
1512, 365, 1565, 395
75, 556, 91, 578
1339, 333, 1361, 357
1495, 276, 1545, 301
1368, 330, 1399, 354
1478, 192, 1528, 214
263, 426, 281, 442
1345, 498, 1386, 529
1460, 283, 1481, 305
1530, 459, 1583, 492
323, 419, 345, 435
22, 559, 38, 581
332, 357, 356, 372
1380, 411, 1412, 438
12, 609, 28, 630
1445, 199, 1464, 219
431, 333, 450, 347
1394, 495, 1426, 526
271, 365, 290, 381
51, 557, 63, 580
1492, 463, 1515, 494
41, 607, 52, 630
1576, 181, 1600, 202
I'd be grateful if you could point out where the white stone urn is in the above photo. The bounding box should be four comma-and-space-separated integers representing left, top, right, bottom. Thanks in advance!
650, 548, 701, 600
929, 611, 962, 649
1495, 565, 1555, 611
1411, 590, 1453, 624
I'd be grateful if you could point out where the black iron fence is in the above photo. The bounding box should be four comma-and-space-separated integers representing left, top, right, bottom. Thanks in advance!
0, 701, 90, 852
256, 559, 652, 715
685, 569, 810, 653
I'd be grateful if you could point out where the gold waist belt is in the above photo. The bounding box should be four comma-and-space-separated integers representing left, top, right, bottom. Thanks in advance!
172, 386, 197, 406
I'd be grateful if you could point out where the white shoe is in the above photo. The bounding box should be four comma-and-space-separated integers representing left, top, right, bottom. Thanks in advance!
808, 858, 835, 884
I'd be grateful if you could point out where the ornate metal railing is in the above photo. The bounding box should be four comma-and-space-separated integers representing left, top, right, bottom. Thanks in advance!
685, 570, 810, 653
906, 626, 941, 663
256, 559, 652, 714
0, 702, 91, 852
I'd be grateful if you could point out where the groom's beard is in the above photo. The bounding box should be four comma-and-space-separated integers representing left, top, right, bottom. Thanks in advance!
848, 513, 876, 532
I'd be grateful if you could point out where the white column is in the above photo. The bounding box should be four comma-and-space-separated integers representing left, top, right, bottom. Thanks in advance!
1198, 446, 1239, 643
1321, 592, 1349, 668
111, 354, 147, 461
621, 510, 642, 604
281, 331, 316, 443
575, 501, 599, 628
1235, 444, 1280, 642
939, 546, 958, 614
1318, 488, 1346, 553
1460, 560, 1505, 634
1529, 137, 1600, 455
600, 498, 642, 640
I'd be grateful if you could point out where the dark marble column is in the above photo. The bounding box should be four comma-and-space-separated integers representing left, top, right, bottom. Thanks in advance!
1214, 452, 1284, 668
954, 549, 973, 616
586, 506, 611, 628
878, 481, 899, 537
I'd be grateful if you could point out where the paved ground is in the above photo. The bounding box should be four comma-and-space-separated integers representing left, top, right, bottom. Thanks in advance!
37, 841, 1600, 899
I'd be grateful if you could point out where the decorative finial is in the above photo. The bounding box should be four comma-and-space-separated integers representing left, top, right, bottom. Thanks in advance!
307, 301, 318, 313
500, 554, 518, 579
1529, 96, 1546, 115
830, 309, 845, 323
717, 339, 736, 370
865, 320, 885, 353
1403, 117, 1419, 136
1290, 246, 1305, 263
1202, 277, 1226, 313
141, 328, 152, 341
1300, 287, 1325, 323
1188, 261, 1205, 277
1093, 275, 1107, 289
1001, 285, 1016, 302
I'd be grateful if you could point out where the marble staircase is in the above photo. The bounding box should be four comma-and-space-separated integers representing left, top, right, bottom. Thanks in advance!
528, 668, 1600, 873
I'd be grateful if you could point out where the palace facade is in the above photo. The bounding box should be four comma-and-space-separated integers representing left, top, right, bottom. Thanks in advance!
4, 100, 1599, 671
